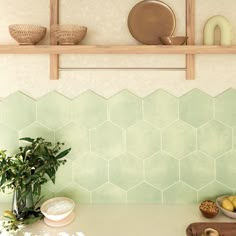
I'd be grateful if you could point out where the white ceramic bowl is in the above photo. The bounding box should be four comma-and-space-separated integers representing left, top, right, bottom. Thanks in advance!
216, 195, 236, 219
41, 197, 75, 221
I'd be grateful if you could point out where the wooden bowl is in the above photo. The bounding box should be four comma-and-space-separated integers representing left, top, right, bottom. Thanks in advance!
9, 24, 47, 45
160, 36, 188, 45
51, 24, 87, 45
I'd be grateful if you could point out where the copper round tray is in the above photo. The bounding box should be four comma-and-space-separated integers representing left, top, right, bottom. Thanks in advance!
128, 0, 176, 45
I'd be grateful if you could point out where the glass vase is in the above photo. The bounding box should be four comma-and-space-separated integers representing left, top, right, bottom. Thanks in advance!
12, 187, 34, 219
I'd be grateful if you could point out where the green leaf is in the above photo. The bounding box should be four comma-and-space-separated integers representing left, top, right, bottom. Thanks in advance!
0, 174, 6, 186
20, 137, 35, 143
34, 166, 45, 174
23, 216, 42, 225
55, 148, 71, 159
46, 168, 56, 183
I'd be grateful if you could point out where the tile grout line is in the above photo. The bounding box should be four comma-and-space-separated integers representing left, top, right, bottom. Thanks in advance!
212, 97, 216, 120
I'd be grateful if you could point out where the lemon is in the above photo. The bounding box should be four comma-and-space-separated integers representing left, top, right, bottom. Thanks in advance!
222, 198, 234, 212
232, 198, 236, 209
227, 195, 236, 202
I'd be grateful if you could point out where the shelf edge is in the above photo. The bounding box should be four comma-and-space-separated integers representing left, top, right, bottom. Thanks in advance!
0, 45, 236, 54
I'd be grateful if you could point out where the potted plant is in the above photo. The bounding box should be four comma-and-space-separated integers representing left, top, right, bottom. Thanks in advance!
0, 137, 71, 231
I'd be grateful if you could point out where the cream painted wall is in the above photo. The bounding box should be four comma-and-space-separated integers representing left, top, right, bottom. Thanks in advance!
0, 0, 236, 98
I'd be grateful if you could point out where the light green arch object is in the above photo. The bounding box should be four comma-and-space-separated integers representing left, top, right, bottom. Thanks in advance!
204, 15, 233, 46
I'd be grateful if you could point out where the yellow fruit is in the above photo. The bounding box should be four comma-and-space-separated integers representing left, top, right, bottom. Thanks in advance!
227, 196, 236, 202
222, 198, 234, 212
3, 210, 16, 220
232, 198, 236, 209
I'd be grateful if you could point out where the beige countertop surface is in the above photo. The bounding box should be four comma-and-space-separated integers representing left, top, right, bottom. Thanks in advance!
0, 204, 235, 236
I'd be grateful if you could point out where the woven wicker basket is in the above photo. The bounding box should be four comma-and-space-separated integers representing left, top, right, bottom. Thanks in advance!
9, 24, 47, 45
51, 24, 87, 45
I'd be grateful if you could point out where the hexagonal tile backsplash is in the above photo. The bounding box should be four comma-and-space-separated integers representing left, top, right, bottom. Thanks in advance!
0, 89, 235, 204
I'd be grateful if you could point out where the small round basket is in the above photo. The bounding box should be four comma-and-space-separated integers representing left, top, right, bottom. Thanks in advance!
51, 24, 87, 45
9, 24, 47, 45
199, 200, 219, 218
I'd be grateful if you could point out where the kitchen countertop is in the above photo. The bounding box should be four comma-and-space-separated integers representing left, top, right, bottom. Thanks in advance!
0, 204, 235, 236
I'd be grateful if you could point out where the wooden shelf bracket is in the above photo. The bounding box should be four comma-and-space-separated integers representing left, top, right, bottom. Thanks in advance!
50, 0, 59, 80
186, 0, 195, 80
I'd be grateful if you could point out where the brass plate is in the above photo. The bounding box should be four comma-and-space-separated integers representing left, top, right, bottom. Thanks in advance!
128, 0, 176, 45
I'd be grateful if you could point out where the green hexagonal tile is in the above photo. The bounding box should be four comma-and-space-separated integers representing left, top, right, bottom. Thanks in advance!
163, 182, 197, 203
91, 122, 124, 160
127, 121, 160, 159
215, 89, 236, 127
108, 90, 142, 128
198, 120, 232, 158
55, 122, 89, 156
127, 183, 161, 204
55, 183, 91, 204
180, 89, 213, 127
0, 124, 18, 155
0, 101, 2, 120
92, 183, 126, 204
145, 152, 179, 190
198, 182, 232, 202
73, 153, 108, 190
180, 151, 214, 190
234, 127, 236, 149
109, 154, 143, 190
72, 91, 107, 128
19, 122, 54, 143
44, 159, 73, 192
37, 92, 71, 130
0, 92, 36, 131
162, 121, 196, 159
216, 151, 236, 189
143, 90, 178, 128
40, 187, 55, 204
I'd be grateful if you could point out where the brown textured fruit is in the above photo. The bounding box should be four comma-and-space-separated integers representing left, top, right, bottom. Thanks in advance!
199, 200, 219, 218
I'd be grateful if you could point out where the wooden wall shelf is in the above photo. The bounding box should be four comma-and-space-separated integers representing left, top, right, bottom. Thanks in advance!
1, 45, 236, 54
1, 0, 234, 80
